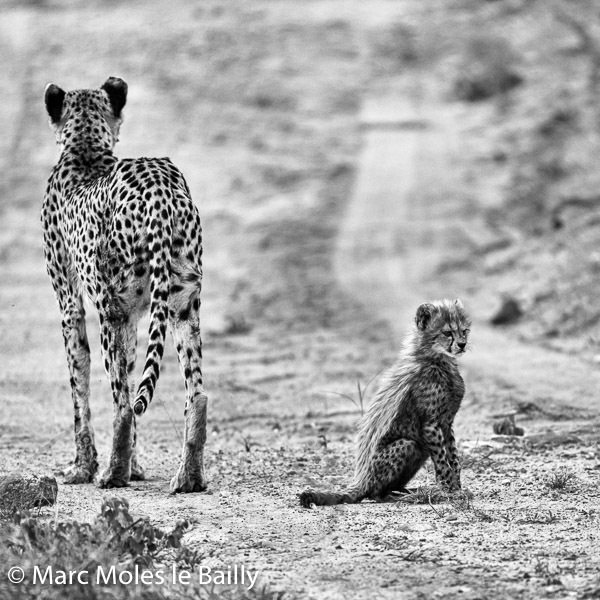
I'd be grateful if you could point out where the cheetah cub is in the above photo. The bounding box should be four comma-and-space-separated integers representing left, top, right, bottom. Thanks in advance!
300, 299, 471, 507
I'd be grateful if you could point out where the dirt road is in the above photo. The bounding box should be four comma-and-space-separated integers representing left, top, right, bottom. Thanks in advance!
337, 77, 600, 419
1, 2, 599, 599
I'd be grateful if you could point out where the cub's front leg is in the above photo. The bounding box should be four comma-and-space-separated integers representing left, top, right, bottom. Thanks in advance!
422, 422, 458, 491
442, 424, 462, 491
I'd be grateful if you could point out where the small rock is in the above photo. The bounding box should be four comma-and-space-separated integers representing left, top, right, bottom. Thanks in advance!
490, 297, 523, 326
0, 472, 58, 514
398, 522, 436, 532
493, 417, 525, 436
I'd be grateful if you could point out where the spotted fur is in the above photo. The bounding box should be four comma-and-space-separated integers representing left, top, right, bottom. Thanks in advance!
300, 299, 471, 507
42, 77, 207, 493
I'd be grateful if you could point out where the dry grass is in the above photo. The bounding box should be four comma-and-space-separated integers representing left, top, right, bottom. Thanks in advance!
545, 468, 577, 491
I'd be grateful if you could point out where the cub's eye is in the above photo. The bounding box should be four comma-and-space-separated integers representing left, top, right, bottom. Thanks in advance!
463, 329, 470, 336
442, 331, 452, 337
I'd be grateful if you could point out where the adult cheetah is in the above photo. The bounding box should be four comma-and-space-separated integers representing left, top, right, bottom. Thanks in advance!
42, 77, 206, 493
300, 299, 471, 507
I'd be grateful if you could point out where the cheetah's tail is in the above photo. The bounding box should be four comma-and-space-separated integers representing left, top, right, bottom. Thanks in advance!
133, 192, 175, 416
299, 486, 364, 508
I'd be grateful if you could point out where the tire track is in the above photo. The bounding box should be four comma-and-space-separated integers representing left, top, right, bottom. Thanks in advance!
335, 78, 600, 414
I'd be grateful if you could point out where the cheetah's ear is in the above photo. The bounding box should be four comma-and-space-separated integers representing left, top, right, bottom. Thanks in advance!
101, 77, 128, 118
45, 84, 65, 124
416, 302, 435, 331
454, 298, 471, 326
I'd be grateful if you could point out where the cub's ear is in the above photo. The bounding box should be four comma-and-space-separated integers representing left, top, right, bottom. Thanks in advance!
454, 298, 471, 327
101, 77, 128, 118
416, 302, 435, 331
45, 84, 65, 124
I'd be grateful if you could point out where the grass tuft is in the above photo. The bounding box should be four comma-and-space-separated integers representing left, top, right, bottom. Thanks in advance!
545, 468, 577, 491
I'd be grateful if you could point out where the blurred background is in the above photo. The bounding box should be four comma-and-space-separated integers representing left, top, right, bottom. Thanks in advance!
1, 0, 600, 512
3, 2, 600, 596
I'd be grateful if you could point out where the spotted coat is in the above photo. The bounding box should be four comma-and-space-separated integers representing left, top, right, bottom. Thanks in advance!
300, 299, 471, 507
42, 77, 207, 492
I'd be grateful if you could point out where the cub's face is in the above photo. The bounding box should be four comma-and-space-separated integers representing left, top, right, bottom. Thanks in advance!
415, 299, 471, 358
432, 319, 470, 357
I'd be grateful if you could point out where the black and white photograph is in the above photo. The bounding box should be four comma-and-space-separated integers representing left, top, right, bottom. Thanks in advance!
1, 0, 599, 598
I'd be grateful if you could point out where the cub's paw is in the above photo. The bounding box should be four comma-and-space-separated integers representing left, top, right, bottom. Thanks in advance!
170, 466, 207, 494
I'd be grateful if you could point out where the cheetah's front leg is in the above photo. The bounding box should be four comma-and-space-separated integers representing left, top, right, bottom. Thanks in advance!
443, 425, 462, 490
423, 422, 459, 491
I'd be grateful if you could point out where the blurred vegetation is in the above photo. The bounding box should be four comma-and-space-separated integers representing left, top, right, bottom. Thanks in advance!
0, 497, 274, 599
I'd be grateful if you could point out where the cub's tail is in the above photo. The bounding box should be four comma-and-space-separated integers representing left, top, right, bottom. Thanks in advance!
299, 486, 364, 508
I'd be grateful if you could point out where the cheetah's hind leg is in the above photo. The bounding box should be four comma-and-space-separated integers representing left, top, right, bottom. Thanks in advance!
125, 324, 145, 481
168, 282, 207, 494
369, 439, 427, 500
96, 320, 135, 489
59, 296, 98, 484
129, 416, 146, 481
62, 423, 98, 484
62, 421, 98, 484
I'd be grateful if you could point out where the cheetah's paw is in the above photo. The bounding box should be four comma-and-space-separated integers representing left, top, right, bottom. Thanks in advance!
62, 463, 96, 485
169, 465, 207, 494
130, 459, 146, 481
96, 466, 130, 489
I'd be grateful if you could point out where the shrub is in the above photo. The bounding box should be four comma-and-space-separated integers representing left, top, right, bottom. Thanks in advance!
455, 34, 523, 102
0, 497, 278, 598
0, 497, 204, 599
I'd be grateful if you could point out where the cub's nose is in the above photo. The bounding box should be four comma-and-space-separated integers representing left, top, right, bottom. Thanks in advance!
458, 342, 466, 350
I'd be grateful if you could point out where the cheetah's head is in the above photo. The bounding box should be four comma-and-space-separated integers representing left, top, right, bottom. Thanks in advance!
415, 299, 471, 358
44, 77, 128, 153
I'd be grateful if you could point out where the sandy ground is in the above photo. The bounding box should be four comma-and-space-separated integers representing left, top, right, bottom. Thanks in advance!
1, 1, 600, 599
